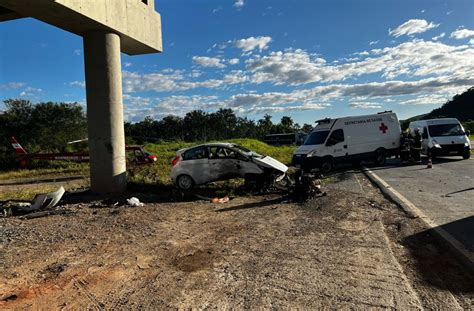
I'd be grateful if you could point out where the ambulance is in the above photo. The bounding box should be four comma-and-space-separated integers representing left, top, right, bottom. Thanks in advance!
408, 118, 471, 159
293, 111, 401, 173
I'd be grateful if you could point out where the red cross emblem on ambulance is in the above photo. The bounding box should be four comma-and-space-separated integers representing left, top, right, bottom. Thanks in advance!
379, 123, 388, 134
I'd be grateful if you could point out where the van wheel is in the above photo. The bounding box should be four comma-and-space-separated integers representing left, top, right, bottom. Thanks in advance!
320, 157, 333, 174
351, 160, 361, 168
375, 149, 387, 166
427, 148, 436, 159
462, 150, 471, 159
176, 175, 194, 190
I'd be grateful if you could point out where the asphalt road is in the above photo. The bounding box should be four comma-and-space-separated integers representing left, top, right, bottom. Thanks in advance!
370, 156, 474, 252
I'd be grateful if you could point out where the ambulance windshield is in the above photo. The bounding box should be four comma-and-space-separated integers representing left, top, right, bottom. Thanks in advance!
304, 130, 330, 145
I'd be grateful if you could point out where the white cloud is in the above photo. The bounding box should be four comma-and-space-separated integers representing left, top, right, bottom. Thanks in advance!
228, 58, 240, 65
245, 40, 474, 85
234, 0, 244, 10
19, 87, 42, 97
192, 56, 226, 68
123, 94, 151, 106
432, 32, 445, 41
0, 82, 26, 90
120, 36, 474, 117
369, 40, 379, 45
234, 36, 272, 53
349, 102, 383, 109
124, 62, 133, 68
450, 28, 474, 39
223, 70, 248, 84
122, 69, 225, 93
212, 6, 222, 13
124, 95, 219, 121
397, 94, 447, 105
73, 49, 81, 56
389, 19, 439, 37
69, 80, 85, 88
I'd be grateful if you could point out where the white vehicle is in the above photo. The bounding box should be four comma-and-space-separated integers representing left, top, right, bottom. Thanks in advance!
293, 111, 401, 173
408, 118, 471, 159
171, 143, 288, 190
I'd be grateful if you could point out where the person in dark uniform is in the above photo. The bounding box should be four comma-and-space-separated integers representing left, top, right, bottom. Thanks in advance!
410, 128, 422, 164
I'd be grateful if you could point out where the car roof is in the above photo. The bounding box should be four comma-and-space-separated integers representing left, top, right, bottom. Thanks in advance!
177, 142, 235, 154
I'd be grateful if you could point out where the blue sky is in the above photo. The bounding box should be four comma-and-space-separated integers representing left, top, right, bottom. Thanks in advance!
1, 0, 474, 125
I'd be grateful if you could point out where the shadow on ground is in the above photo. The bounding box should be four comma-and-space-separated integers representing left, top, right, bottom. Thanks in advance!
402, 216, 474, 293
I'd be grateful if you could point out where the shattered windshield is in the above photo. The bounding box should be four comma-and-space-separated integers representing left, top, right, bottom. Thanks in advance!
304, 130, 330, 145
232, 144, 262, 158
428, 124, 464, 137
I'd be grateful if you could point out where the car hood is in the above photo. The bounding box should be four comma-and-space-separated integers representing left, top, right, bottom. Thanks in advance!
252, 156, 288, 173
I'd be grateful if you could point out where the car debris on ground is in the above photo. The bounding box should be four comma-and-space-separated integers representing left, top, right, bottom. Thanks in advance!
0, 186, 66, 218
126, 197, 144, 207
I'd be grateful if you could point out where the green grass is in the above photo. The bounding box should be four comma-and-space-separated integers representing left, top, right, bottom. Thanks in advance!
470, 135, 474, 141
0, 162, 89, 181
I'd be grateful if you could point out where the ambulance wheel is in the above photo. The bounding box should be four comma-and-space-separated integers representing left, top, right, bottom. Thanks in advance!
462, 150, 471, 159
320, 157, 333, 174
375, 149, 387, 166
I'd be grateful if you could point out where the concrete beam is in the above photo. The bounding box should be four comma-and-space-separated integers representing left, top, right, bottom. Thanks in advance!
84, 31, 127, 193
0, 0, 162, 55
0, 6, 24, 22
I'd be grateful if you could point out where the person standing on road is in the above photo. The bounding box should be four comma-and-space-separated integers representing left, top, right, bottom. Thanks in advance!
411, 128, 422, 164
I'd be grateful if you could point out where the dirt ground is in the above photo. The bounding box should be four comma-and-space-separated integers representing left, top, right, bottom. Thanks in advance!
0, 171, 473, 309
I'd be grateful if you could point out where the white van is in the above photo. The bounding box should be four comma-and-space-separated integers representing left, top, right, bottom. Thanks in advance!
408, 118, 471, 159
293, 111, 401, 172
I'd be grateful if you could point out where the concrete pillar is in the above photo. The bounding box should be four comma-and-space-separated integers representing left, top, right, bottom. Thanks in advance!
83, 31, 127, 193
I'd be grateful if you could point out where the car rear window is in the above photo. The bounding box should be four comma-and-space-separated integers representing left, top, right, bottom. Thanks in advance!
182, 146, 208, 160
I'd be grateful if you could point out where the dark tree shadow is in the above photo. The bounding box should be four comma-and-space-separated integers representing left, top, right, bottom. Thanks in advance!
402, 216, 474, 293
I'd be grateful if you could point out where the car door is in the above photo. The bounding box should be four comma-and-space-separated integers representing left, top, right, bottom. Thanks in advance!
180, 146, 210, 184
208, 146, 241, 181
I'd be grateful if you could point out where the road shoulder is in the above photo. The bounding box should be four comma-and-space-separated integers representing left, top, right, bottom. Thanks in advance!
362, 166, 474, 272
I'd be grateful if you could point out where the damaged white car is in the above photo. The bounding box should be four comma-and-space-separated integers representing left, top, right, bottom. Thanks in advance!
171, 143, 288, 190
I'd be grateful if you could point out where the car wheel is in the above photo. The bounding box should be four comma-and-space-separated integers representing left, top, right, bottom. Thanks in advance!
374, 149, 387, 166
320, 157, 333, 174
462, 150, 471, 159
177, 174, 194, 190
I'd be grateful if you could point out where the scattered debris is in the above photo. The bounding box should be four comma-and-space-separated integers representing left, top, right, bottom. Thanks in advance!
211, 196, 230, 204
127, 197, 144, 207
0, 186, 65, 217
194, 194, 230, 204
0, 294, 17, 302
288, 170, 326, 203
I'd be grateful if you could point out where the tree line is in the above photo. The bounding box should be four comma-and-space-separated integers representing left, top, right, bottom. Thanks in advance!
125, 109, 313, 144
0, 99, 313, 168
0, 99, 87, 168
